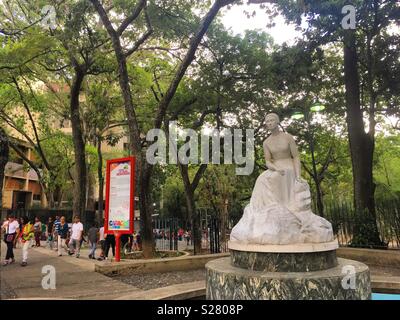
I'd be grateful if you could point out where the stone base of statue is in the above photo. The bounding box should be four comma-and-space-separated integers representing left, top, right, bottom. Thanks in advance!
205, 240, 371, 300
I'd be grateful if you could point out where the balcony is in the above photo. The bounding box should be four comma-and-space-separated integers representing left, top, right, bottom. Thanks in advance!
5, 162, 39, 181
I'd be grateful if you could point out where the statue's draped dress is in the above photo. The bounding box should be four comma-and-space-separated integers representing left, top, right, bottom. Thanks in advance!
230, 133, 334, 244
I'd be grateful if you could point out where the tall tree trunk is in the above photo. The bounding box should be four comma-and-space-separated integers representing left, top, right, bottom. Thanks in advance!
138, 160, 155, 258
46, 190, 55, 209
70, 66, 87, 219
220, 198, 228, 250
343, 30, 382, 247
57, 188, 64, 209
179, 164, 201, 254
309, 129, 324, 217
183, 188, 201, 254
87, 168, 96, 211
0, 127, 9, 211
97, 135, 104, 225
90, 0, 152, 256
314, 181, 324, 218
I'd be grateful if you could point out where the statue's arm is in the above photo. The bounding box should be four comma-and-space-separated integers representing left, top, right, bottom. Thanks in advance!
263, 140, 279, 171
288, 135, 301, 180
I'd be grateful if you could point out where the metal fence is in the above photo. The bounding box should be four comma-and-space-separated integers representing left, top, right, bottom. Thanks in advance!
199, 210, 229, 254
324, 198, 400, 249
153, 217, 180, 251
151, 215, 229, 254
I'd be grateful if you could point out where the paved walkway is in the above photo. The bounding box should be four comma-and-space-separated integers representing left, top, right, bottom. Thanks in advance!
0, 241, 141, 300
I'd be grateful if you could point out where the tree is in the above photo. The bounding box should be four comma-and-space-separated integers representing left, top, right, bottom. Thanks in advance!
252, 0, 399, 246
0, 0, 111, 217
0, 127, 9, 211
89, 0, 239, 257
149, 22, 277, 253
51, 0, 111, 218
82, 76, 126, 222
0, 76, 76, 208
374, 134, 400, 198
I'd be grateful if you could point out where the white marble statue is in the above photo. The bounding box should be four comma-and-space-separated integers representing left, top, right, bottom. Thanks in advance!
230, 113, 334, 245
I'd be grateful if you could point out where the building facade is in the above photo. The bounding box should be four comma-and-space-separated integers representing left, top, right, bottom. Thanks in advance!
2, 137, 45, 210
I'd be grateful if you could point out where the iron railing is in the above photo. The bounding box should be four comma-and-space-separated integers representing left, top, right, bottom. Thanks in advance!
323, 198, 400, 249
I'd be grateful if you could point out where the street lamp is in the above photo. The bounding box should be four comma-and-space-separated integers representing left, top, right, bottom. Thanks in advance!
291, 111, 305, 120
290, 101, 326, 120
310, 101, 326, 113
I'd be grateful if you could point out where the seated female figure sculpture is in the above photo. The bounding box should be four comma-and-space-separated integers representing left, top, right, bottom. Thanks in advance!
230, 113, 334, 245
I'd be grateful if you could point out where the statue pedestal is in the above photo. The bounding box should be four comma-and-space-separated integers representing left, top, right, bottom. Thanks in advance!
206, 240, 371, 300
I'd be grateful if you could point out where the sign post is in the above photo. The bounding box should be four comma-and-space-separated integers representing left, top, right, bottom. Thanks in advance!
104, 157, 135, 262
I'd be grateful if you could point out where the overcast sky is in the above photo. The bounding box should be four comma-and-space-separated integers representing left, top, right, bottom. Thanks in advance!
220, 3, 302, 45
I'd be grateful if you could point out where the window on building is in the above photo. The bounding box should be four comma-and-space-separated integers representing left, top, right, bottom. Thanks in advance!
33, 194, 41, 201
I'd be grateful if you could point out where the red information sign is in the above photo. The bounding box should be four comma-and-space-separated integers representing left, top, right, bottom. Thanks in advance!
104, 157, 135, 261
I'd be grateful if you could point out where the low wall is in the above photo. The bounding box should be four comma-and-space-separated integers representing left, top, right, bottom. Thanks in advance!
96, 247, 399, 277
337, 247, 400, 268
95, 252, 230, 276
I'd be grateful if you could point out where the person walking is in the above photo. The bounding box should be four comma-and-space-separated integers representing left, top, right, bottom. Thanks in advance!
33, 217, 42, 247
41, 220, 46, 241
68, 216, 83, 258
57, 216, 69, 256
2, 214, 20, 265
132, 231, 138, 251
87, 224, 99, 259
20, 216, 34, 266
97, 224, 105, 261
104, 233, 115, 259
53, 215, 60, 251
184, 230, 190, 247
47, 217, 54, 250
15, 217, 23, 249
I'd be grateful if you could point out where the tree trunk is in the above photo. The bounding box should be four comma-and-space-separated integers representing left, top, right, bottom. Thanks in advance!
308, 123, 325, 217
0, 127, 9, 211
343, 30, 382, 247
56, 188, 64, 209
87, 168, 96, 211
177, 162, 207, 255
138, 159, 155, 258
220, 198, 228, 250
314, 180, 324, 217
184, 182, 201, 255
93, 4, 152, 256
181, 185, 201, 254
70, 66, 87, 218
46, 190, 55, 209
97, 136, 104, 225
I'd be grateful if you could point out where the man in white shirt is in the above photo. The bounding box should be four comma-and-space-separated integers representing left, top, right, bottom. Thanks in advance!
68, 215, 83, 258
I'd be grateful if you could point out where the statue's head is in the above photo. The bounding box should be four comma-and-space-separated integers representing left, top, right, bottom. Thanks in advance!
265, 113, 280, 131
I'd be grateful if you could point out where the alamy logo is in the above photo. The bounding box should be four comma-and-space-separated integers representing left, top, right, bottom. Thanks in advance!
341, 5, 356, 30
341, 265, 356, 290
146, 121, 255, 175
41, 265, 56, 290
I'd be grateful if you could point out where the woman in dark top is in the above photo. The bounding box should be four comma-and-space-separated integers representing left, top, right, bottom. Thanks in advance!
57, 216, 69, 256
87, 225, 98, 259
104, 233, 115, 259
